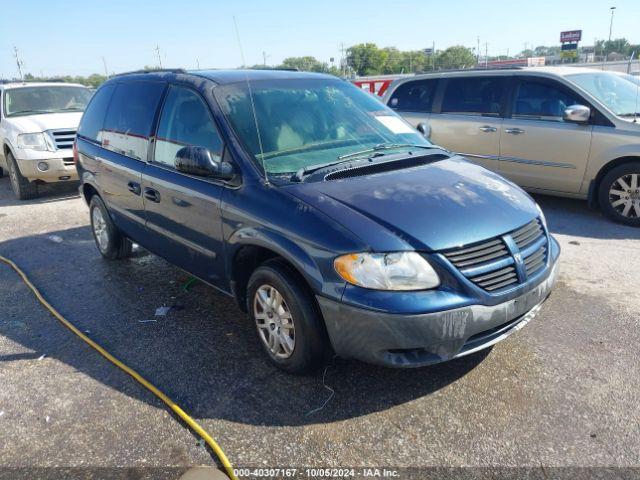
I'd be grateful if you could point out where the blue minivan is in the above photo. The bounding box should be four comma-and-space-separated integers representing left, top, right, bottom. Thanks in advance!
75, 69, 559, 373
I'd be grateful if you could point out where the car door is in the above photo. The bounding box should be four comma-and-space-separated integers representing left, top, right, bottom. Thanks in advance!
427, 76, 507, 173
142, 84, 227, 288
499, 77, 593, 194
387, 78, 438, 129
96, 80, 166, 241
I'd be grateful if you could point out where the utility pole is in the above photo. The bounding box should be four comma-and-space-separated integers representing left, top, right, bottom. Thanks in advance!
340, 42, 346, 76
476, 37, 480, 64
13, 46, 24, 80
196, 59, 200, 69
102, 57, 109, 77
484, 43, 489, 68
154, 45, 163, 69
262, 51, 270, 67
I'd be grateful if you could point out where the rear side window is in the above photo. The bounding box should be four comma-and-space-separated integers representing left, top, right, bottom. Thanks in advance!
388, 80, 437, 113
77, 84, 115, 142
513, 80, 582, 121
102, 81, 165, 160
441, 77, 505, 116
154, 86, 224, 168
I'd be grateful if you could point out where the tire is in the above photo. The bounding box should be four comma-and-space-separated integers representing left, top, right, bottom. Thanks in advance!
247, 259, 328, 374
6, 152, 38, 200
89, 195, 133, 260
598, 162, 640, 227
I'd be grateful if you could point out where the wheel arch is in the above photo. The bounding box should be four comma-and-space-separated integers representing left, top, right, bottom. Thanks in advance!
590, 155, 640, 208
227, 228, 325, 313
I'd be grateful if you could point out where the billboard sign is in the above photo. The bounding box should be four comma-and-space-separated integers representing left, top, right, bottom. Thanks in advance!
561, 43, 578, 51
560, 30, 582, 43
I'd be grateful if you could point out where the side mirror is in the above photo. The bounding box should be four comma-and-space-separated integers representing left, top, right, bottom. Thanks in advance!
174, 146, 234, 180
563, 104, 591, 123
416, 122, 431, 138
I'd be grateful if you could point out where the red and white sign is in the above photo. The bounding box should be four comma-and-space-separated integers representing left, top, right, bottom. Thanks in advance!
560, 30, 582, 43
352, 79, 393, 97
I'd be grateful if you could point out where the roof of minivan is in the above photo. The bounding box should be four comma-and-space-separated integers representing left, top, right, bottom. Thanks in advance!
190, 69, 334, 84
402, 66, 604, 80
108, 69, 335, 85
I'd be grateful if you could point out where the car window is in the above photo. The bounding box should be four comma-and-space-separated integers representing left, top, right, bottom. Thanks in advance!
441, 77, 505, 116
77, 84, 115, 142
102, 81, 165, 160
388, 79, 437, 112
513, 80, 581, 122
154, 86, 224, 168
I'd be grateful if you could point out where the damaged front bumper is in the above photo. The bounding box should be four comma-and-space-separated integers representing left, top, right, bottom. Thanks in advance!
318, 258, 559, 368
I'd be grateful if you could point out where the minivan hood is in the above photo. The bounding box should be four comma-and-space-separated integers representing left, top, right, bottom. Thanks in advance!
284, 156, 540, 252
6, 112, 82, 133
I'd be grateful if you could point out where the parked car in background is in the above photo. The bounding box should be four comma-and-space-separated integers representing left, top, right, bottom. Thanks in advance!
384, 67, 640, 226
0, 82, 93, 199
76, 69, 559, 373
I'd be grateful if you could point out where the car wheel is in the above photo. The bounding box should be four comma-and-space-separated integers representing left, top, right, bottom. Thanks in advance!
89, 195, 133, 259
599, 162, 640, 226
6, 152, 38, 200
247, 259, 328, 374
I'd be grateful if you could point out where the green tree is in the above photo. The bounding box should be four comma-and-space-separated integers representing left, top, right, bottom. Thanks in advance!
347, 43, 388, 76
434, 45, 476, 70
278, 56, 324, 72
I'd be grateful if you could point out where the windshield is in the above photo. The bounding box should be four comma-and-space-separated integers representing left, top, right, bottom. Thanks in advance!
4, 86, 93, 117
214, 78, 431, 174
567, 72, 640, 117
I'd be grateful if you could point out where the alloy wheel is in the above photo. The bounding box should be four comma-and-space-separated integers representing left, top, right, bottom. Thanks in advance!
91, 207, 109, 252
253, 284, 295, 359
609, 173, 640, 219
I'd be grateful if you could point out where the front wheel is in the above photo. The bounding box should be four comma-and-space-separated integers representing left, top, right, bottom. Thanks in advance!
89, 195, 132, 259
247, 259, 328, 374
6, 152, 38, 200
598, 163, 640, 226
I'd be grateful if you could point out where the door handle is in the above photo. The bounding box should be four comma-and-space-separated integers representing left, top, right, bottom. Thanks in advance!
144, 187, 161, 203
127, 181, 141, 196
505, 128, 525, 135
479, 125, 497, 133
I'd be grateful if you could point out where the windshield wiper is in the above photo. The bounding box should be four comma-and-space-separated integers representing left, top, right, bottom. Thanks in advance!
291, 144, 435, 182
337, 143, 433, 161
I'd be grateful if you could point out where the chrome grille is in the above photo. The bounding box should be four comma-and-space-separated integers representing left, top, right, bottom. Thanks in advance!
62, 158, 74, 166
524, 244, 546, 277
444, 238, 510, 268
50, 129, 76, 150
442, 218, 547, 293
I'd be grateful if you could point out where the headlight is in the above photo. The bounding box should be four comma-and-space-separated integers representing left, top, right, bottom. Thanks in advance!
17, 133, 52, 151
334, 252, 440, 291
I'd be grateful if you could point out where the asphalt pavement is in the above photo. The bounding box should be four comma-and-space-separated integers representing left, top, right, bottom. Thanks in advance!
0, 176, 639, 479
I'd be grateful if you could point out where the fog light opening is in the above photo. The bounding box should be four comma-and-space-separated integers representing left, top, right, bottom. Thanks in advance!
37, 162, 50, 172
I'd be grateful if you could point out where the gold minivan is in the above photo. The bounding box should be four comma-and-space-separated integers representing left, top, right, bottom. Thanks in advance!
383, 67, 640, 226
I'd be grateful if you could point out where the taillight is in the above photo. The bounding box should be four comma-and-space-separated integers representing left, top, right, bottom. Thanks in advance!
72, 140, 79, 164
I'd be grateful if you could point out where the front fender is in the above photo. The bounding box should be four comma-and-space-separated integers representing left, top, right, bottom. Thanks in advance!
226, 225, 346, 301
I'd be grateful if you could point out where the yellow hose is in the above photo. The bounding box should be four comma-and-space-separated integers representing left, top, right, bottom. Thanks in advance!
0, 255, 237, 480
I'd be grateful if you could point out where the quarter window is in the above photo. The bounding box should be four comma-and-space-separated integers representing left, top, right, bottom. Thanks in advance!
513, 80, 582, 121
77, 84, 115, 142
388, 80, 437, 113
102, 81, 165, 160
154, 86, 224, 168
441, 77, 505, 116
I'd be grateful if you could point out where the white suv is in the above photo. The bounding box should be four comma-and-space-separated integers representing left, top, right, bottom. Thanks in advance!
0, 82, 93, 199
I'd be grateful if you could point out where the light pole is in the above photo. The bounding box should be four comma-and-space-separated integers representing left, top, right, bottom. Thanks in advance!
608, 6, 616, 43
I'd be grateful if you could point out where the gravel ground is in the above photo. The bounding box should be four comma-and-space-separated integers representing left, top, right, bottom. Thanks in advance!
0, 176, 639, 479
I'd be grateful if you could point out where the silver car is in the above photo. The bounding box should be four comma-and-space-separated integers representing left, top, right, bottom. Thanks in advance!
383, 67, 640, 226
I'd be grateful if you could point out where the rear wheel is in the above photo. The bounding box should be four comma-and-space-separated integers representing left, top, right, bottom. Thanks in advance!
247, 259, 328, 374
599, 162, 640, 226
89, 195, 132, 259
6, 152, 38, 200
